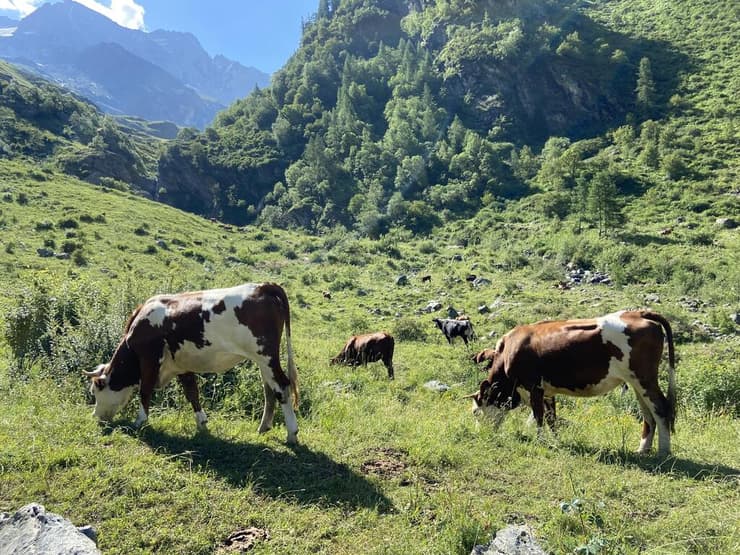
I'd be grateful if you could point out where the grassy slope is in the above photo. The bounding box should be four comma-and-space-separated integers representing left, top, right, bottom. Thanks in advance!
0, 161, 738, 554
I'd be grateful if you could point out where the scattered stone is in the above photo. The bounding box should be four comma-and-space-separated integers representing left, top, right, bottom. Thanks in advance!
356, 289, 368, 296
54, 252, 71, 260
565, 266, 611, 286
478, 305, 491, 314
423, 300, 443, 313
452, 254, 463, 262
470, 263, 479, 270
395, 275, 408, 286
155, 239, 168, 249
466, 274, 477, 282
715, 217, 737, 229
0, 503, 100, 555
678, 297, 703, 312
471, 525, 546, 555
473, 277, 492, 288
731, 313, 740, 325
36, 248, 54, 258
644, 293, 661, 304
221, 527, 270, 552
447, 306, 459, 318
423, 380, 450, 392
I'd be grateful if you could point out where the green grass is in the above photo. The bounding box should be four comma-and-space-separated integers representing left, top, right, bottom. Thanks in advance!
0, 159, 738, 553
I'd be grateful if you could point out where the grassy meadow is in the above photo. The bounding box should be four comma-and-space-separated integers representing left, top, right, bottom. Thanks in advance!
0, 159, 738, 554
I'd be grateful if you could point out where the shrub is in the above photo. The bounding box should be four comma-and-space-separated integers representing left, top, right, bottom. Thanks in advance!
58, 218, 79, 229
35, 221, 54, 231
263, 241, 280, 253
393, 318, 428, 342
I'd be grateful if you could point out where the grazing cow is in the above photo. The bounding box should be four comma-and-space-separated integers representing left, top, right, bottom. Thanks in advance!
330, 332, 395, 379
421, 275, 432, 283
322, 290, 332, 300
433, 318, 476, 346
467, 310, 676, 455
472, 348, 496, 365
85, 283, 300, 443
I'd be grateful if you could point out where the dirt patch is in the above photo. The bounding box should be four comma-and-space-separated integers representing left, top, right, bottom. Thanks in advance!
219, 527, 270, 552
360, 447, 407, 478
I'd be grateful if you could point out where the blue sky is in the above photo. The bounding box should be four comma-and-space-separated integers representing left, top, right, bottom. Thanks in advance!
0, 0, 318, 73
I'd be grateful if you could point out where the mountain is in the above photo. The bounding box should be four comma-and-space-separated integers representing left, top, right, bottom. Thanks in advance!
0, 0, 270, 127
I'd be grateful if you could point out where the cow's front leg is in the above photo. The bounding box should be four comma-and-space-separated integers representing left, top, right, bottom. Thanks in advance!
134, 358, 157, 428
178, 373, 208, 429
530, 386, 545, 438
544, 397, 557, 431
258, 382, 276, 434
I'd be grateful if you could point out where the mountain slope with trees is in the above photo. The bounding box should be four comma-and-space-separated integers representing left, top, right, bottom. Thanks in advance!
155, 0, 737, 237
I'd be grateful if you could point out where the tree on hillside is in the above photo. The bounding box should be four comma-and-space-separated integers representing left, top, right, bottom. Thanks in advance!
636, 57, 656, 118
587, 169, 623, 237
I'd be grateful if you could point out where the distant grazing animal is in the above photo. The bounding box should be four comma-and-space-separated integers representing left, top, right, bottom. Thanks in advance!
421, 275, 432, 283
322, 290, 332, 299
471, 348, 496, 365
85, 283, 300, 443
331, 332, 395, 379
466, 310, 676, 455
433, 318, 476, 346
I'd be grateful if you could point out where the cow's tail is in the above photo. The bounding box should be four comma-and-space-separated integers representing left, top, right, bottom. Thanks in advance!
642, 311, 676, 432
271, 284, 299, 408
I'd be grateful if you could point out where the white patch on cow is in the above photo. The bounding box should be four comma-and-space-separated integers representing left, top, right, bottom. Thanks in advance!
134, 402, 148, 428
597, 310, 632, 371
195, 410, 208, 429
141, 301, 167, 328
92, 384, 135, 422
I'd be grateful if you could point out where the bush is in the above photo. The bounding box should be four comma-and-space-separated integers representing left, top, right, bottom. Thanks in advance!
58, 218, 79, 229
393, 318, 428, 342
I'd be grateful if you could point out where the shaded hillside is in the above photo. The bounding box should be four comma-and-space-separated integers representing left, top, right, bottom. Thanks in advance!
0, 59, 156, 190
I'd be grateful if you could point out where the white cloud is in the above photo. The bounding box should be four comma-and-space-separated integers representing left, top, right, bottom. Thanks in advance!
0, 0, 44, 18
0, 0, 146, 30
71, 0, 146, 30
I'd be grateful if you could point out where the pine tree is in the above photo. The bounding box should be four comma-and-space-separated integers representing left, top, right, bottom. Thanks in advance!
587, 170, 622, 237
636, 57, 656, 118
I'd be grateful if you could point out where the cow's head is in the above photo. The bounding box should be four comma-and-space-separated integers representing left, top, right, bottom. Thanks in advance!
84, 342, 139, 423
466, 371, 521, 426
432, 318, 443, 330
472, 348, 496, 366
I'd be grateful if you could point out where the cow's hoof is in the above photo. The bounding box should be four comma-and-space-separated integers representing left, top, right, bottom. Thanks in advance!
286, 433, 299, 445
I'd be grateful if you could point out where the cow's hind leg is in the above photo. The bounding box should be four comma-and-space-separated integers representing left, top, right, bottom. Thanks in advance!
630, 381, 671, 455
178, 373, 208, 429
258, 382, 277, 434
257, 359, 298, 444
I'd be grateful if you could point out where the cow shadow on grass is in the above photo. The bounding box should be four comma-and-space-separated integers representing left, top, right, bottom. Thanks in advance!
561, 441, 739, 482
124, 426, 393, 512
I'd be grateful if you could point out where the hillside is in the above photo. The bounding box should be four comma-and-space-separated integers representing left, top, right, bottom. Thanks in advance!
0, 158, 738, 553
154, 0, 738, 234
0, 58, 161, 191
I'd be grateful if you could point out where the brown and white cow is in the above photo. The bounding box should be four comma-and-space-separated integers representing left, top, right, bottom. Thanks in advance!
330, 332, 395, 379
468, 310, 676, 455
85, 283, 300, 443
